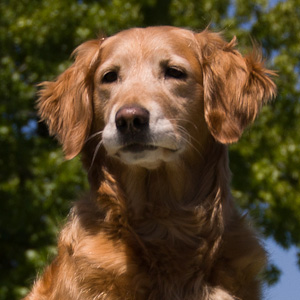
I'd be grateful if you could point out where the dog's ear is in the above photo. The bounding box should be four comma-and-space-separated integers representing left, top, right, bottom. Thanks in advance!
37, 39, 101, 159
196, 31, 276, 144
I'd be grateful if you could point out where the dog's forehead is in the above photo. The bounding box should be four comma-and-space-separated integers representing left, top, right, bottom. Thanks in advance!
100, 27, 198, 63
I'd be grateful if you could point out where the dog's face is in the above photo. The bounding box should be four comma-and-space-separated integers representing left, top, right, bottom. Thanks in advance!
97, 28, 205, 168
37, 27, 276, 169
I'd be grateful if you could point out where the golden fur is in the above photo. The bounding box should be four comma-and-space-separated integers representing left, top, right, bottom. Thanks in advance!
25, 26, 276, 300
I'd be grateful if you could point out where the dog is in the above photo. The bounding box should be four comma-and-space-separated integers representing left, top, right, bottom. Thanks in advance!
25, 26, 276, 300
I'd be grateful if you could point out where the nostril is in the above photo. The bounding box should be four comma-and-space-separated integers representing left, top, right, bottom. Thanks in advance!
133, 117, 144, 128
115, 116, 128, 132
115, 106, 150, 133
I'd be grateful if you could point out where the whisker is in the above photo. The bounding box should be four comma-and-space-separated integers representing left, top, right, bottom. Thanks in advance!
168, 118, 199, 131
174, 122, 204, 149
88, 140, 104, 173
85, 130, 103, 144
176, 125, 204, 159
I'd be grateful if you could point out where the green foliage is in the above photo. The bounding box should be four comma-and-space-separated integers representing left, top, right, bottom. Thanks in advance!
0, 0, 299, 298
231, 0, 300, 247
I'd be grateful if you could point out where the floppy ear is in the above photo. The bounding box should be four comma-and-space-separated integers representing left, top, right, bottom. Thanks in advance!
197, 31, 276, 144
37, 39, 101, 159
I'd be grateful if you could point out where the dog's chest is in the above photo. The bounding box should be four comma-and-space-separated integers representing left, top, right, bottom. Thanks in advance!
73, 217, 216, 300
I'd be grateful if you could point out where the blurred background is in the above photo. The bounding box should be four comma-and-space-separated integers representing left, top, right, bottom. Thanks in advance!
0, 0, 299, 299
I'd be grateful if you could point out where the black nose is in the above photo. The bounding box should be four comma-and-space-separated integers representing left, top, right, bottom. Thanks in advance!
115, 106, 150, 134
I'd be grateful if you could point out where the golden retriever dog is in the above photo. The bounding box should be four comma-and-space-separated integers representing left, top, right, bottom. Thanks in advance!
25, 26, 276, 300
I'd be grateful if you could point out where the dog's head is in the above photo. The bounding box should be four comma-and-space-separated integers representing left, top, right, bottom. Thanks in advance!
38, 27, 276, 169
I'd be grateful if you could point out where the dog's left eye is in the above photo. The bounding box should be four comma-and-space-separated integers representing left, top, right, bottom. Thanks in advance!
102, 71, 118, 84
165, 67, 186, 80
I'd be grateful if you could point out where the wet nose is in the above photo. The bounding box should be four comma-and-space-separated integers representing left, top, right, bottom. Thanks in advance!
115, 106, 150, 134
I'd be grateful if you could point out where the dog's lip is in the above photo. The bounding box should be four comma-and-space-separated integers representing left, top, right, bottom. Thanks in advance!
120, 143, 179, 153
121, 143, 158, 153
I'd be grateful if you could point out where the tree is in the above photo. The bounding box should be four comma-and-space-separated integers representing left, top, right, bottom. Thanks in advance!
0, 0, 299, 298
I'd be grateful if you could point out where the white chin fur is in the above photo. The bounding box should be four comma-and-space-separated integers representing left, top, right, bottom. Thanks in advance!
116, 147, 178, 169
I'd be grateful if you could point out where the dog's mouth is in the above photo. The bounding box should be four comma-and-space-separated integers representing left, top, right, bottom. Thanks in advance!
111, 141, 182, 168
121, 143, 158, 153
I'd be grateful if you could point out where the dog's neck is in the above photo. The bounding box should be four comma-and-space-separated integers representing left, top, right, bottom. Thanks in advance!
82, 140, 234, 275
84, 139, 233, 221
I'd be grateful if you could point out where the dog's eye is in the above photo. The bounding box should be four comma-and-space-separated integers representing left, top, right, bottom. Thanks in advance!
165, 67, 186, 80
102, 71, 118, 84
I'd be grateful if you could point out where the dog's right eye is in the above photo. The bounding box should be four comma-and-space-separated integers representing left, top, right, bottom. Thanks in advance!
102, 71, 118, 84
165, 67, 187, 80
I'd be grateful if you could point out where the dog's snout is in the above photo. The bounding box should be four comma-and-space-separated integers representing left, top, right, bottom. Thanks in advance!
115, 106, 150, 134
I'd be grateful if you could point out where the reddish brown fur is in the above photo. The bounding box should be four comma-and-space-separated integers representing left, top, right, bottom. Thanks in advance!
26, 27, 276, 300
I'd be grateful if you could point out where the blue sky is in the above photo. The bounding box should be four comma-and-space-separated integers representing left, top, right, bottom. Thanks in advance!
264, 239, 300, 300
